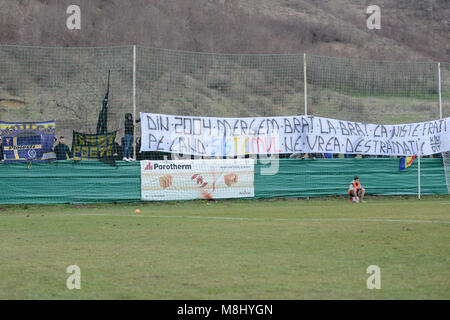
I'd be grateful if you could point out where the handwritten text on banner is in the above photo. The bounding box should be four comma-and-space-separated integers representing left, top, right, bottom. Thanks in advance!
140, 113, 450, 157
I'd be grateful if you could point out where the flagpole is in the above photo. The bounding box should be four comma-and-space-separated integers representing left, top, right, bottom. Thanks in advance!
132, 45, 137, 160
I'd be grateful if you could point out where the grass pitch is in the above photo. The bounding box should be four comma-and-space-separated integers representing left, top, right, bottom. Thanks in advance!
0, 196, 449, 300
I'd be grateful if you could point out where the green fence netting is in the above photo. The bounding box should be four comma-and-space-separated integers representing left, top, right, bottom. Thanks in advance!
0, 158, 446, 205
0, 161, 140, 204
255, 158, 447, 199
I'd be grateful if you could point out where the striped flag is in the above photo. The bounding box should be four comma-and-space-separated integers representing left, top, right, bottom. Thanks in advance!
399, 155, 416, 171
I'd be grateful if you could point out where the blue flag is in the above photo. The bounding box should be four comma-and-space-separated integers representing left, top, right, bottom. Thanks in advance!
0, 121, 56, 162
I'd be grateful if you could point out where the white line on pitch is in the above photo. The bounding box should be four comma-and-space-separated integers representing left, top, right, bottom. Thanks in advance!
73, 213, 450, 224
1, 213, 449, 224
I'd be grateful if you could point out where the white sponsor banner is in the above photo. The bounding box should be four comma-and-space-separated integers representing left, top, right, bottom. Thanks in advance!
141, 159, 254, 201
140, 112, 450, 157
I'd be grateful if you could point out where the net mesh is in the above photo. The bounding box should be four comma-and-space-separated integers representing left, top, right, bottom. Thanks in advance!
0, 45, 445, 144
0, 45, 448, 197
441, 63, 450, 119
0, 45, 133, 149
306, 55, 440, 123
137, 46, 304, 118
442, 63, 450, 194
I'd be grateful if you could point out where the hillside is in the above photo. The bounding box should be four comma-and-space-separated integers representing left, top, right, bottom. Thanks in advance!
0, 0, 448, 142
0, 0, 448, 62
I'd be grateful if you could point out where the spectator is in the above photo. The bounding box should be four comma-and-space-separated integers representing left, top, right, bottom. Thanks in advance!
289, 152, 305, 159
112, 140, 122, 160
142, 150, 169, 160
136, 137, 142, 160
0, 137, 4, 163
121, 136, 125, 155
123, 113, 140, 161
315, 153, 332, 158
53, 136, 73, 160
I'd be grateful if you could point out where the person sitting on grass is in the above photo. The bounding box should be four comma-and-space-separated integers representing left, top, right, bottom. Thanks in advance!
348, 176, 366, 203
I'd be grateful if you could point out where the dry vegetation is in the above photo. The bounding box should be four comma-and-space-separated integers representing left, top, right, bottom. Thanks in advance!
0, 0, 448, 61
0, 0, 448, 140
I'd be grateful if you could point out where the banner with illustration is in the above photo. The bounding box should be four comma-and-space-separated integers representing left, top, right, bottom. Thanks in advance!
0, 121, 56, 162
141, 159, 254, 201
140, 113, 450, 157
72, 131, 116, 160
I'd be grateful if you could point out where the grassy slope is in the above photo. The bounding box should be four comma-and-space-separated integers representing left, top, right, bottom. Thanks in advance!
0, 196, 449, 299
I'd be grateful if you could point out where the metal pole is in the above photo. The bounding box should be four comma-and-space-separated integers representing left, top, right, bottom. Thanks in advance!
132, 45, 137, 160
418, 152, 421, 200
303, 53, 307, 115
438, 62, 442, 119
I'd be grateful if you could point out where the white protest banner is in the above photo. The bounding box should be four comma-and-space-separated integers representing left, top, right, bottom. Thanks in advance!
140, 159, 254, 201
140, 112, 450, 157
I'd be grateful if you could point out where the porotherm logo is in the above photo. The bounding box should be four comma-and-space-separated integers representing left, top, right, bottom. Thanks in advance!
144, 162, 192, 170
145, 162, 153, 170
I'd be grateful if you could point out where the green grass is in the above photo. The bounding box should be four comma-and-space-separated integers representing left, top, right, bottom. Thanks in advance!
0, 196, 449, 299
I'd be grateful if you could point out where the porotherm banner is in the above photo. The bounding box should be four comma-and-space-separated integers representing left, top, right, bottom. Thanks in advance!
140, 113, 450, 157
140, 159, 255, 201
0, 121, 56, 162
